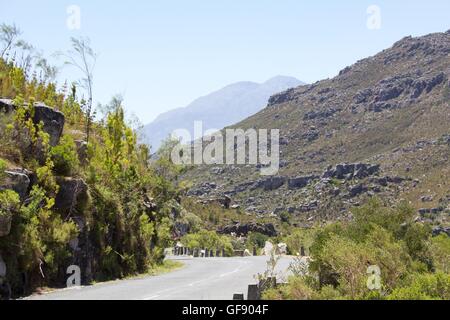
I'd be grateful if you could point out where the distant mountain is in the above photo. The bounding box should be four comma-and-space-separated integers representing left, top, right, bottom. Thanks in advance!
141, 76, 304, 150
184, 31, 450, 226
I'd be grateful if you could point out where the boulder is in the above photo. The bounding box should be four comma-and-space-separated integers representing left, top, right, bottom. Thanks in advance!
232, 181, 255, 194
432, 226, 450, 237
302, 128, 319, 142
288, 175, 318, 190
277, 243, 287, 255
0, 170, 31, 200
218, 222, 278, 237
254, 176, 286, 191
420, 195, 433, 202
418, 208, 431, 215
0, 215, 12, 237
298, 200, 319, 212
32, 103, 65, 147
187, 182, 217, 196
0, 99, 15, 113
263, 241, 274, 256
348, 184, 368, 197
323, 163, 380, 180
198, 195, 231, 209
55, 178, 88, 215
75, 140, 88, 164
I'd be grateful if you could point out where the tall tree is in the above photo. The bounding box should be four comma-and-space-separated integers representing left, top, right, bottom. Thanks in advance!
0, 23, 22, 59
58, 37, 97, 143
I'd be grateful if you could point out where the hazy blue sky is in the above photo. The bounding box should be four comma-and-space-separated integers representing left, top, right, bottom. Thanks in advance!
0, 0, 449, 123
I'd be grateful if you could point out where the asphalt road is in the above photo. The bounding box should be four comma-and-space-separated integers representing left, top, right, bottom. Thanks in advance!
25, 256, 295, 300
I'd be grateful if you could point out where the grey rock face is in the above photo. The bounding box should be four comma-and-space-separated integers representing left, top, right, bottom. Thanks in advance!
432, 226, 450, 237
1, 170, 31, 200
254, 176, 286, 191
55, 177, 88, 215
187, 182, 217, 196
420, 195, 433, 202
348, 184, 368, 197
75, 140, 88, 164
287, 175, 318, 190
218, 222, 277, 237
198, 195, 231, 209
0, 99, 15, 113
323, 163, 380, 180
173, 221, 190, 238
33, 103, 65, 147
298, 200, 319, 212
0, 215, 12, 237
302, 127, 320, 142
353, 72, 447, 112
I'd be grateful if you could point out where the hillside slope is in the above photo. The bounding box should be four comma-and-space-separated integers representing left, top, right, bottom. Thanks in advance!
142, 76, 303, 150
184, 31, 450, 231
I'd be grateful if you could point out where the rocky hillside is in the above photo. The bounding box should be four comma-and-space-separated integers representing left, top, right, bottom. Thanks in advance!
184, 31, 450, 234
142, 76, 303, 151
0, 54, 185, 297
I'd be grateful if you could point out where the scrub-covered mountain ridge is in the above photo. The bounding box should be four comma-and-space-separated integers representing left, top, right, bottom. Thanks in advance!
184, 31, 450, 233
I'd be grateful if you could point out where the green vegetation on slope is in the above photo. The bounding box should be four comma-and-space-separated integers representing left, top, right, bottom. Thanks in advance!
0, 30, 184, 296
263, 199, 450, 300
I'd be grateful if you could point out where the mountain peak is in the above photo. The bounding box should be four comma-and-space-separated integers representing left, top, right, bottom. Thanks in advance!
264, 75, 302, 85
141, 76, 304, 150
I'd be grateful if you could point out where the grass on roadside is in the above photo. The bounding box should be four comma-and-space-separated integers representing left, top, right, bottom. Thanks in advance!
146, 259, 184, 276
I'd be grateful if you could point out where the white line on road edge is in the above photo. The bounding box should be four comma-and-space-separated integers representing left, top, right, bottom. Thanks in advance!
142, 294, 160, 300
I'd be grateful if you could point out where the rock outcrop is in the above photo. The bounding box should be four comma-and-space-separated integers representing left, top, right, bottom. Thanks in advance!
75, 140, 88, 164
323, 163, 380, 180
288, 175, 319, 190
55, 177, 89, 215
0, 170, 31, 200
0, 99, 15, 113
353, 72, 447, 113
253, 176, 286, 191
218, 222, 277, 237
32, 103, 65, 147
0, 215, 12, 237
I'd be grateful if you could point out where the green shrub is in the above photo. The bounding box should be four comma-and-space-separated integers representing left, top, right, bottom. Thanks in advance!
0, 158, 7, 180
246, 232, 269, 249
262, 276, 315, 300
283, 228, 315, 255
0, 186, 78, 293
50, 135, 79, 176
182, 230, 234, 255
0, 189, 20, 217
281, 200, 440, 300
429, 235, 450, 273
387, 272, 450, 300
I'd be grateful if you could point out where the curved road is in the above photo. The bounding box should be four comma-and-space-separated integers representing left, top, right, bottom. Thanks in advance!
25, 256, 295, 300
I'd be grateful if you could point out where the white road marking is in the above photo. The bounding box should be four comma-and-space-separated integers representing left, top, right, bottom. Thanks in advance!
142, 294, 160, 300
